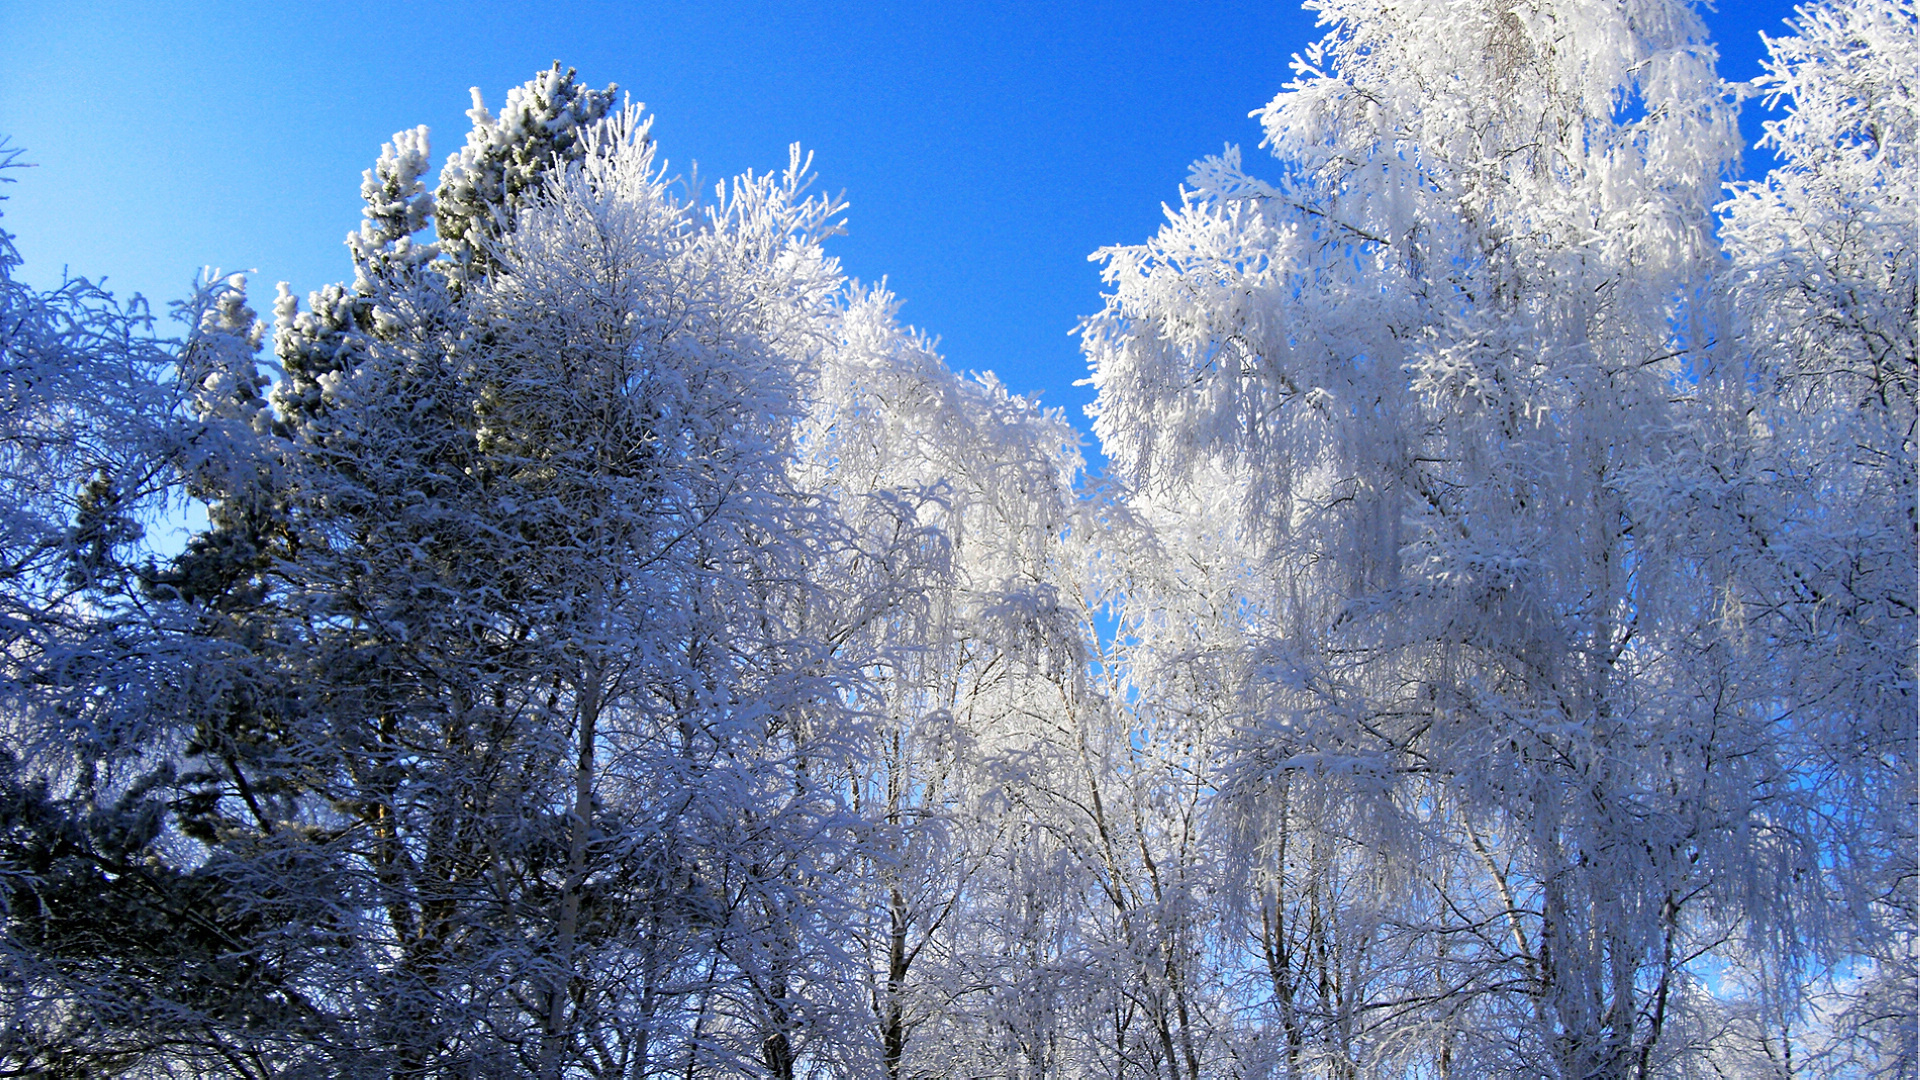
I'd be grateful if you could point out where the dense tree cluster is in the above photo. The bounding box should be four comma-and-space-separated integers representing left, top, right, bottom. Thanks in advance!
0, 3, 1912, 1077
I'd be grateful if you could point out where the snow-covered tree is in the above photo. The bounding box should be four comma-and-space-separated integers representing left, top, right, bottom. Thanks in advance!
1079, 1, 1870, 1075
435, 64, 621, 282
12, 64, 1117, 1079
0, 142, 183, 745
0, 144, 241, 1074
795, 283, 1105, 1077
4, 72, 880, 1077
1719, 1, 1916, 1072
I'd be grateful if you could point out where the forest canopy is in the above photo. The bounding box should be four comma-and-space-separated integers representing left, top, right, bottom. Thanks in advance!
0, 2, 1913, 1078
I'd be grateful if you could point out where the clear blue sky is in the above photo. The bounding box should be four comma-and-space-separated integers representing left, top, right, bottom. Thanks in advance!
0, 1, 1802, 432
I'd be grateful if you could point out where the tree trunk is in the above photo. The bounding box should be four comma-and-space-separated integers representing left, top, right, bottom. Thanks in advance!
542, 668, 603, 1080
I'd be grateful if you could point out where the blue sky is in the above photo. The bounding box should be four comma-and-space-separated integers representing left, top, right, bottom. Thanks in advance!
0, 1, 1802, 433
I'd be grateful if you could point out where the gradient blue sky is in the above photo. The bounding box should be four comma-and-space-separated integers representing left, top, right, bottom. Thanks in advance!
1, 1, 1802, 432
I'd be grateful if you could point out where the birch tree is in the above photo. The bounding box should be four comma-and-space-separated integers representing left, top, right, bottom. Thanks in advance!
1718, 1, 1916, 1071
798, 286, 1104, 1077
1081, 1, 1834, 1074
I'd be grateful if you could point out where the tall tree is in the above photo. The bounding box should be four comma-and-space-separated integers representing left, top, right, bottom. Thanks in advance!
1718, 0, 1916, 1072
1080, 1, 1841, 1075
797, 285, 1099, 1078
3, 72, 893, 1077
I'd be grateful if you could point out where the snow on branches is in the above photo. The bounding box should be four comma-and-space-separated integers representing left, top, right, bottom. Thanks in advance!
0, 3, 1913, 1075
